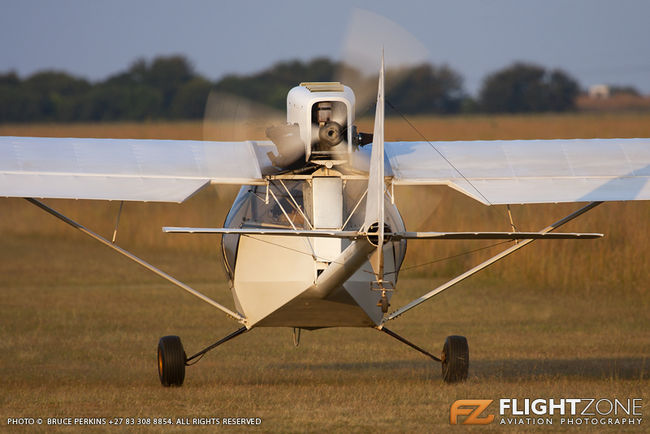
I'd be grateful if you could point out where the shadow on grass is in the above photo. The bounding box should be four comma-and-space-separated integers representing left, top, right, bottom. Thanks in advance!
273, 357, 648, 381
472, 357, 648, 380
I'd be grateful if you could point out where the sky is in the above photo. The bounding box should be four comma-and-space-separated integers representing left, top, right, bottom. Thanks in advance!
2, 0, 650, 96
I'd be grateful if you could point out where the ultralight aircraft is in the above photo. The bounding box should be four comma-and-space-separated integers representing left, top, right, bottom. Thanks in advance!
1, 55, 649, 385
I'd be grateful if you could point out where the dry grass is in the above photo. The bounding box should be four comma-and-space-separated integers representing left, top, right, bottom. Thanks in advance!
0, 114, 649, 431
0, 258, 648, 432
0, 121, 206, 141
3, 111, 650, 141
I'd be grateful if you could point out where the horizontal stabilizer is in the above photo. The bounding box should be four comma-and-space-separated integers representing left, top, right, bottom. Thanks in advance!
391, 231, 603, 240
163, 227, 361, 239
164, 227, 602, 241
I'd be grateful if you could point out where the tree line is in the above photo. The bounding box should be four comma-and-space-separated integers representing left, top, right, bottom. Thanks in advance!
0, 55, 582, 123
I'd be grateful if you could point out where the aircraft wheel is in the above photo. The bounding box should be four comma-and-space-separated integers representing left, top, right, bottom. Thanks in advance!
441, 335, 468, 383
157, 335, 186, 387
380, 296, 390, 313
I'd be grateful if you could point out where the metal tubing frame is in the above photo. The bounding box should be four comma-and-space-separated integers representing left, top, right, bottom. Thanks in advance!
378, 327, 441, 362
268, 186, 297, 230
25, 198, 246, 323
278, 179, 313, 229
342, 189, 367, 229
267, 184, 316, 258
383, 201, 603, 323
185, 326, 248, 364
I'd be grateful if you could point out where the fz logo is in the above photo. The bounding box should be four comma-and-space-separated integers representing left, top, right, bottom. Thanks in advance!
450, 400, 495, 425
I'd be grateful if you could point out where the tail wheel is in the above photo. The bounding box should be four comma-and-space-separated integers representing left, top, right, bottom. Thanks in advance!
157, 335, 186, 387
441, 335, 469, 383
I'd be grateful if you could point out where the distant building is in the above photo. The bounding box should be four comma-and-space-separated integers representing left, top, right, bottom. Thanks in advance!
589, 84, 610, 99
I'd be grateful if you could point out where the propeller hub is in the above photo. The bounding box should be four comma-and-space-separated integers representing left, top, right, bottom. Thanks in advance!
318, 121, 344, 148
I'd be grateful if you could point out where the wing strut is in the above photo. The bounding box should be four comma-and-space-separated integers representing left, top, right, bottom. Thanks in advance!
24, 198, 246, 324
111, 201, 124, 244
382, 201, 603, 323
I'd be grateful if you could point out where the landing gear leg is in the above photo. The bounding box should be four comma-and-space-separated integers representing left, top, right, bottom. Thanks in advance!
157, 327, 248, 387
377, 328, 470, 383
378, 327, 441, 362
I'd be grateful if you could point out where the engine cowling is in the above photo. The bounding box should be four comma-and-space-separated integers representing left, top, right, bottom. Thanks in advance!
286, 82, 355, 162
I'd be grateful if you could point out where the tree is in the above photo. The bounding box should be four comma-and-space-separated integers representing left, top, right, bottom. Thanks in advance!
104, 55, 196, 118
215, 57, 347, 110
22, 71, 91, 121
146, 56, 195, 112
0, 71, 20, 86
0, 84, 40, 122
76, 84, 162, 121
386, 64, 465, 114
609, 85, 640, 96
170, 77, 213, 119
479, 63, 579, 113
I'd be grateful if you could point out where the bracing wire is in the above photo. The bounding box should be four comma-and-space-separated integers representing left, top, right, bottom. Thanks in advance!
385, 99, 493, 206
383, 240, 511, 276
242, 234, 513, 277
385, 98, 520, 227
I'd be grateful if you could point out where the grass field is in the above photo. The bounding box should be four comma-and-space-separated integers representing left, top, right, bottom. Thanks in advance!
0, 114, 649, 432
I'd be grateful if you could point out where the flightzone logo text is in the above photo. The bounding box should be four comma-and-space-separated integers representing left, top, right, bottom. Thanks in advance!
450, 398, 643, 426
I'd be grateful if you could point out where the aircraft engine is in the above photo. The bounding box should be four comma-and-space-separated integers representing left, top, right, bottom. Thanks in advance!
318, 120, 344, 148
285, 82, 356, 163
265, 82, 372, 170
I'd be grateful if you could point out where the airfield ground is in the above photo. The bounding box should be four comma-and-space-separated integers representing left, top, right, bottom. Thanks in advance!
0, 113, 649, 431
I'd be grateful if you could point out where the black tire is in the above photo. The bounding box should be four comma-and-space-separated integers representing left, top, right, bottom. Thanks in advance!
380, 297, 390, 313
441, 335, 469, 383
157, 335, 186, 387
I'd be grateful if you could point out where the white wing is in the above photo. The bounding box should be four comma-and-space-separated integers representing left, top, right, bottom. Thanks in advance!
0, 136, 267, 202
384, 138, 650, 204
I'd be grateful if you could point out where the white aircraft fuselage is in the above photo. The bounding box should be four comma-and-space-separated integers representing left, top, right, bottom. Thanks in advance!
222, 178, 406, 328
